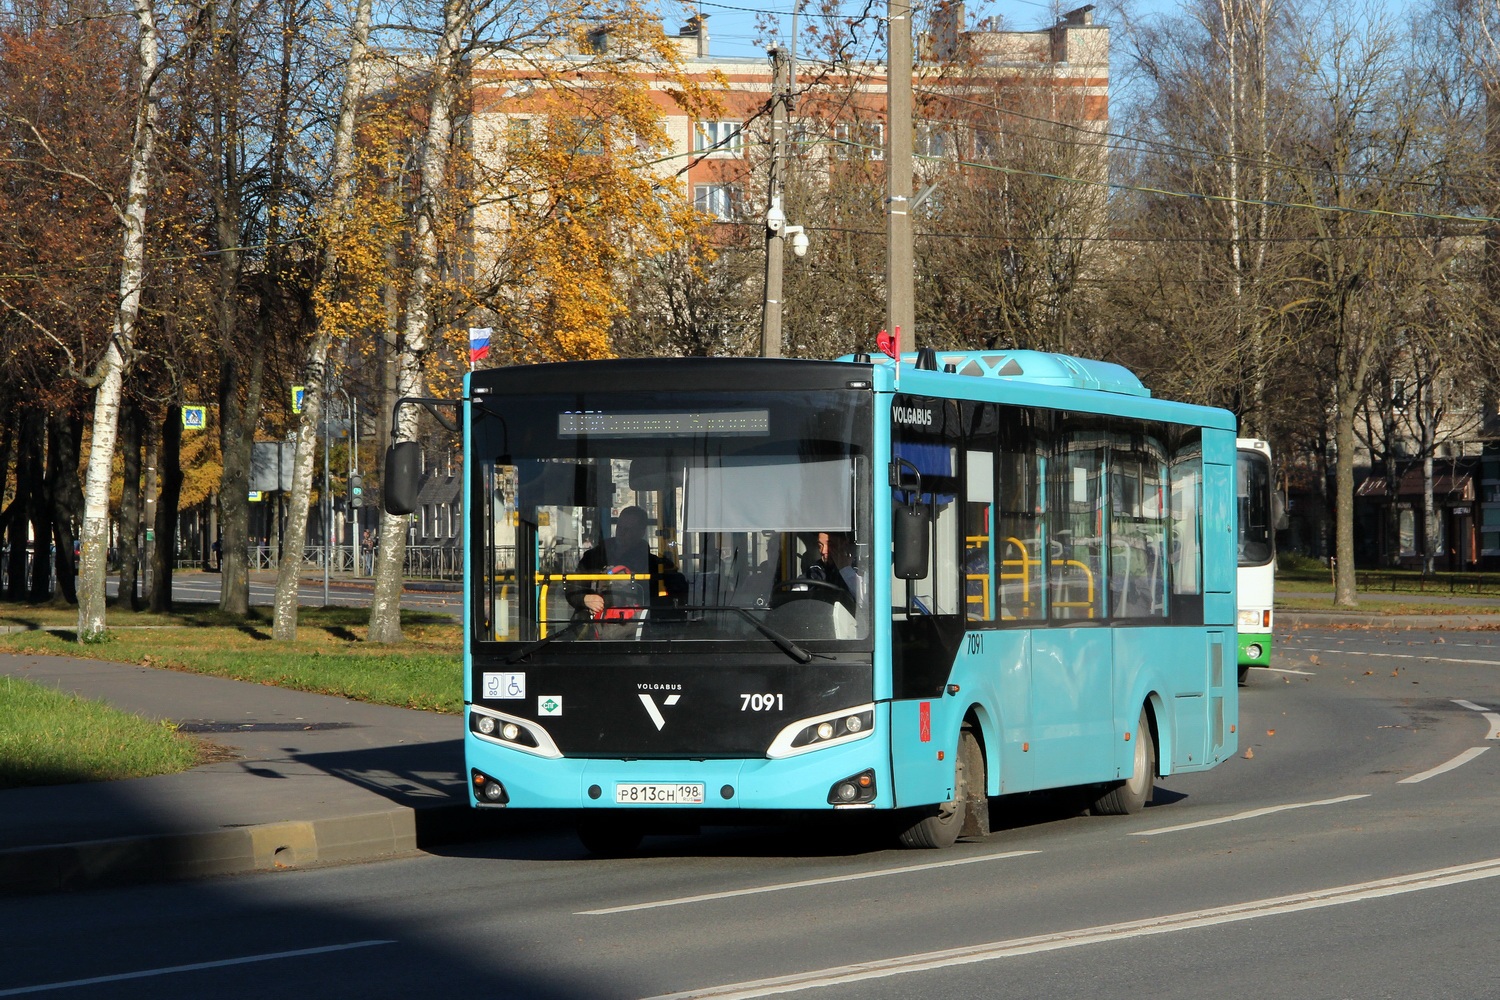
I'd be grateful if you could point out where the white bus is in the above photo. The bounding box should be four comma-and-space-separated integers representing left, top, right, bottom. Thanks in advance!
1236, 438, 1284, 683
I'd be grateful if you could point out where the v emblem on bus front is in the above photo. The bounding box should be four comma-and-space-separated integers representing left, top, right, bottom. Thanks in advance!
638, 693, 681, 731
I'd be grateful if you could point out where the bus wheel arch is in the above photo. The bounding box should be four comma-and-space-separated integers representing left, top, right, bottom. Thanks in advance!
1090, 704, 1157, 816
897, 721, 988, 848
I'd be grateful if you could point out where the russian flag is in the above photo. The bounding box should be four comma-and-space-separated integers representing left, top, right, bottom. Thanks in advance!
468, 327, 492, 365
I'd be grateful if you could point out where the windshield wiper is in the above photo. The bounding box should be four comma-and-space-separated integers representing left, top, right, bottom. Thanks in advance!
692, 606, 814, 664
505, 618, 592, 664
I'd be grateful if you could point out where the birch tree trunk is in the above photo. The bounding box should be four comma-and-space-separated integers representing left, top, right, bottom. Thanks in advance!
368, 0, 466, 644
77, 0, 158, 642
273, 0, 373, 641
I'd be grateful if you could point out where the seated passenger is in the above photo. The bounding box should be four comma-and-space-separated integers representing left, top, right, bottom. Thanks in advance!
566, 506, 678, 621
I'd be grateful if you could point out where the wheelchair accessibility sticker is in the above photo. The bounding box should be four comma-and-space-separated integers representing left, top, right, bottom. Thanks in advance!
482, 672, 525, 700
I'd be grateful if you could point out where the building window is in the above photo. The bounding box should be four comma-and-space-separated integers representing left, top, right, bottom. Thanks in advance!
693, 184, 742, 221
694, 120, 744, 157
833, 122, 884, 160
506, 117, 532, 150
915, 123, 950, 159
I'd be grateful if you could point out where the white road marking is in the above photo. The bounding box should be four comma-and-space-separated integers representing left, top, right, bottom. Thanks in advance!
1131, 794, 1368, 836
0, 941, 395, 997
1293, 647, 1500, 667
1265, 667, 1316, 675
640, 858, 1500, 1000
1449, 701, 1500, 740
577, 850, 1042, 915
1398, 746, 1491, 784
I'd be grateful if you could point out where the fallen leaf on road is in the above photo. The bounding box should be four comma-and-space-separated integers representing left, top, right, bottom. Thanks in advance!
1309, 654, 1321, 665
1267, 729, 1276, 736
1243, 748, 1254, 759
1364, 670, 1374, 676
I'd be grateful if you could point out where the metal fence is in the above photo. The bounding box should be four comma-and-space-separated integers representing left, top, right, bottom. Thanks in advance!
246, 544, 461, 580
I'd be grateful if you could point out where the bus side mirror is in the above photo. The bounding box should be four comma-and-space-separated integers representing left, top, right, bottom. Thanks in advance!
893, 506, 930, 580
384, 441, 422, 515
1273, 490, 1289, 531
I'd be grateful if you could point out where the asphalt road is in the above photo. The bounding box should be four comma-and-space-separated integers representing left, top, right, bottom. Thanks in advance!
4, 622, 1498, 999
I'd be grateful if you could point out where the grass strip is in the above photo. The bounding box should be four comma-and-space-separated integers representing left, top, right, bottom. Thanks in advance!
0, 675, 206, 789
0, 605, 463, 714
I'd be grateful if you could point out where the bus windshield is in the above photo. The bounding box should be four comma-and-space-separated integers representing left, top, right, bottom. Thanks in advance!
473, 389, 872, 648
1237, 449, 1273, 566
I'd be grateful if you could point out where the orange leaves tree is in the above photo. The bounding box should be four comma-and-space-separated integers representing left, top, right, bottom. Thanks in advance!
457, 6, 724, 368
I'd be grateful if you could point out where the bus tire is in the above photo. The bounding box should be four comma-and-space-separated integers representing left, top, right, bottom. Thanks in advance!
898, 729, 983, 849
577, 818, 644, 857
1091, 709, 1155, 816
1238, 663, 1250, 686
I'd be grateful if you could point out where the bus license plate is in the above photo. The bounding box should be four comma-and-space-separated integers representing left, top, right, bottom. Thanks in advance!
615, 783, 705, 805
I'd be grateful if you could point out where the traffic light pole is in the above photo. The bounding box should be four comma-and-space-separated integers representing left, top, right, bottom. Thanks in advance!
350, 397, 359, 576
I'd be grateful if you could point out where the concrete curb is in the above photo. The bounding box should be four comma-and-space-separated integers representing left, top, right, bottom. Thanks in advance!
1281, 612, 1500, 629
0, 802, 545, 896
0, 805, 430, 895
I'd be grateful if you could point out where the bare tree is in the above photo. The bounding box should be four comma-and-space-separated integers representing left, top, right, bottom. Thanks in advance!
272, 0, 373, 641
77, 0, 160, 641
367, 0, 467, 643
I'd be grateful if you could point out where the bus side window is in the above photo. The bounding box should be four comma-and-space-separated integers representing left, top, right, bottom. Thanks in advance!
997, 410, 1045, 622
1050, 418, 1105, 621
1108, 432, 1169, 619
964, 404, 996, 623
1170, 433, 1205, 619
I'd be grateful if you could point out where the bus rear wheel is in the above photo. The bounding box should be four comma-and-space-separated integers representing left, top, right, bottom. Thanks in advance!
1091, 709, 1155, 816
898, 729, 985, 849
577, 818, 644, 857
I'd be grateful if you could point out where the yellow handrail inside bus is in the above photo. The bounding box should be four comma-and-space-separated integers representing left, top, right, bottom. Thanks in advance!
999, 535, 1037, 620
964, 532, 992, 620
1049, 559, 1096, 618
537, 572, 651, 637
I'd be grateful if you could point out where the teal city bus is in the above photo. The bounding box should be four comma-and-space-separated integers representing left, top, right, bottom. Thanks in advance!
387, 349, 1239, 853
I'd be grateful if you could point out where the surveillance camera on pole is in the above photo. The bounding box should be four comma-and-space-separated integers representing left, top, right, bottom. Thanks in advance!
784, 225, 809, 258
766, 202, 786, 234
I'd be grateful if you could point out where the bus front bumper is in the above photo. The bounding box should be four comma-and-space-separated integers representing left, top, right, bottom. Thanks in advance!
465, 732, 891, 812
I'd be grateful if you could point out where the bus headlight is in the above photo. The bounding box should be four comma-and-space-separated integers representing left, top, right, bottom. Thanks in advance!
468, 708, 564, 758
767, 706, 876, 758
1238, 610, 1262, 628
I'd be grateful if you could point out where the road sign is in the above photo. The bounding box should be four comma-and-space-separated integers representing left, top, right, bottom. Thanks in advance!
292, 385, 305, 413
182, 406, 207, 430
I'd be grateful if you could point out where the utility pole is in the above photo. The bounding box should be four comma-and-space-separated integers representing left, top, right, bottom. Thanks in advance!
761, 47, 791, 358
886, 0, 915, 347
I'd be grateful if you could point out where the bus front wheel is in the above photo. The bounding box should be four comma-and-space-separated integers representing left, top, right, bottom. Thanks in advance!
898, 729, 985, 849
1091, 709, 1155, 816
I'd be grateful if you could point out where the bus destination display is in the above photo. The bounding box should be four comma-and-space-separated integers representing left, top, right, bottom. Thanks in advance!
558, 410, 769, 438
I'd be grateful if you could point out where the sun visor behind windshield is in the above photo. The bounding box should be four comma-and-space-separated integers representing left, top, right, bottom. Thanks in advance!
684, 458, 852, 532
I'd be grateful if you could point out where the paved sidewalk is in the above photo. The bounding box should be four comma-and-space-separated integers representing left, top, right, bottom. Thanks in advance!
0, 652, 530, 896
